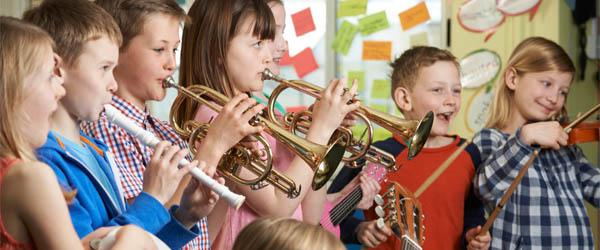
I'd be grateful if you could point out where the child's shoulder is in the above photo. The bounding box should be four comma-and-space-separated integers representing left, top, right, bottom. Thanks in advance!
373, 136, 406, 157
3, 161, 57, 195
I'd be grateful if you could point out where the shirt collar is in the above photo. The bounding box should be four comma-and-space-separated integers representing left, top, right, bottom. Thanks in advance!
110, 94, 150, 127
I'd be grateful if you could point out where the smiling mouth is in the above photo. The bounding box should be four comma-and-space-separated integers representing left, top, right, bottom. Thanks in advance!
273, 57, 281, 65
436, 112, 453, 122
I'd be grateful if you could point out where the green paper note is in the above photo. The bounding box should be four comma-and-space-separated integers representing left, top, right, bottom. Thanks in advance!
358, 11, 390, 36
370, 103, 388, 113
332, 21, 359, 55
373, 128, 392, 142
347, 71, 365, 91
371, 79, 391, 99
337, 0, 368, 18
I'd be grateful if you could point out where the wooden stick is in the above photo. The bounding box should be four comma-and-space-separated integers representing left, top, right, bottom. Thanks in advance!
478, 149, 539, 236
414, 138, 472, 198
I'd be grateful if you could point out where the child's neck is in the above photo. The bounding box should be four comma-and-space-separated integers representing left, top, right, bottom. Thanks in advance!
501, 113, 528, 135
422, 134, 455, 149
50, 105, 82, 144
114, 88, 146, 111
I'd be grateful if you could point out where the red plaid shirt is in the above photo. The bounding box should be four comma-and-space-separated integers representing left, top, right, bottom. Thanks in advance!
81, 94, 209, 250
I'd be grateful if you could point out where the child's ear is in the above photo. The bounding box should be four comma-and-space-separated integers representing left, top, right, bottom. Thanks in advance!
393, 87, 411, 112
505, 67, 519, 90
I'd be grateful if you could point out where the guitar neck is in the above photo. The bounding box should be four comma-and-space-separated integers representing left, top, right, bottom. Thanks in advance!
329, 186, 363, 226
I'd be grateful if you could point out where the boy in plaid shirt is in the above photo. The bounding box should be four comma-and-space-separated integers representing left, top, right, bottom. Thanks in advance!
81, 0, 265, 249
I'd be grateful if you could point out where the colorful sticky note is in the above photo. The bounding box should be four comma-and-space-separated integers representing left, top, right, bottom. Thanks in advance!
337, 0, 368, 18
291, 7, 316, 37
371, 79, 391, 99
358, 11, 390, 36
410, 32, 429, 46
398, 2, 431, 31
347, 71, 365, 91
331, 21, 359, 55
362, 41, 392, 61
291, 47, 319, 78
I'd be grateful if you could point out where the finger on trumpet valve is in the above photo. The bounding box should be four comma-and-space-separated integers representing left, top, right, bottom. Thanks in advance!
250, 181, 268, 190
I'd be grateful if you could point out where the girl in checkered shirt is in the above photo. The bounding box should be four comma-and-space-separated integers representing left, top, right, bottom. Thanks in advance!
472, 36, 599, 249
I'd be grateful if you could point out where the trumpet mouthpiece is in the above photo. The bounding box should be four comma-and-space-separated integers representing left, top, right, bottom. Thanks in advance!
262, 68, 278, 81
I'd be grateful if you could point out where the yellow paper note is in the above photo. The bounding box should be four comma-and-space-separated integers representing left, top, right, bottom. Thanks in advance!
398, 2, 431, 31
331, 21, 359, 55
362, 41, 392, 61
410, 32, 429, 46
347, 71, 365, 91
338, 0, 368, 18
371, 79, 391, 99
374, 128, 392, 142
358, 11, 390, 36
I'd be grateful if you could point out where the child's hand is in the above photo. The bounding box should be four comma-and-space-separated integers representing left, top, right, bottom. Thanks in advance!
465, 226, 491, 250
308, 77, 360, 143
521, 121, 568, 149
356, 172, 381, 210
356, 220, 392, 248
143, 141, 194, 204
200, 94, 265, 166
174, 161, 224, 229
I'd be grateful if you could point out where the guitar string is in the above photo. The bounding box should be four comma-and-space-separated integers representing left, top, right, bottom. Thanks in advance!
322, 187, 363, 228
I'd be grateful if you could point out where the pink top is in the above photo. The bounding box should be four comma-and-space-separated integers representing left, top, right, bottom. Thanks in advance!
193, 104, 302, 250
0, 158, 36, 250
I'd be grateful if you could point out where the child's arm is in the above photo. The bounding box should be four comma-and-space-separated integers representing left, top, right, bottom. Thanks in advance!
6, 162, 83, 249
572, 145, 600, 206
472, 127, 540, 201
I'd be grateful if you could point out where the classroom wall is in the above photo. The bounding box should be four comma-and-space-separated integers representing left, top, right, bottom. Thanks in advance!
449, 0, 599, 247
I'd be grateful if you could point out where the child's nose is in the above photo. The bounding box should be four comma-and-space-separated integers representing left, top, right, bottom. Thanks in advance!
164, 53, 176, 72
262, 46, 273, 65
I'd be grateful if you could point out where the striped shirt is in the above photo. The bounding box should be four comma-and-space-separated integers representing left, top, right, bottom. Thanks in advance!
81, 94, 209, 250
472, 127, 599, 250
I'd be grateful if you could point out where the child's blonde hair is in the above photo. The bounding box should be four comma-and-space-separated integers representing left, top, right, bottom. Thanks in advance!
94, 0, 188, 51
486, 37, 575, 129
23, 0, 122, 66
0, 17, 56, 161
232, 217, 345, 250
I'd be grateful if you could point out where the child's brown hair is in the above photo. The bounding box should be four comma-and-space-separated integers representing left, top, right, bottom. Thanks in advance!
94, 0, 188, 51
23, 0, 122, 66
390, 46, 459, 97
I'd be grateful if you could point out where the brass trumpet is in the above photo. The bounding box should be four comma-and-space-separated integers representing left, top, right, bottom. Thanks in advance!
165, 78, 346, 194
262, 69, 433, 172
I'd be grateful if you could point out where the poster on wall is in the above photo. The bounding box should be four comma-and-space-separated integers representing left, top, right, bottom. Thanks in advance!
457, 0, 542, 41
459, 49, 501, 89
465, 86, 495, 133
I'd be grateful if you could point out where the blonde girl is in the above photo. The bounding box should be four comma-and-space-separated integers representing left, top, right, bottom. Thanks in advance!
0, 16, 152, 250
232, 217, 345, 250
177, 0, 359, 249
473, 36, 598, 249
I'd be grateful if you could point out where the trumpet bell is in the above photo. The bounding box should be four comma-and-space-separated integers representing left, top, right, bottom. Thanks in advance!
406, 111, 434, 160
312, 135, 347, 190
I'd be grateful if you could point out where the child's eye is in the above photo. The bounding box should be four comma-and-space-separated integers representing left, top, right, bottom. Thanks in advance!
253, 41, 261, 49
173, 47, 179, 54
153, 48, 164, 53
432, 88, 441, 93
559, 89, 568, 96
453, 88, 462, 94
542, 81, 551, 87
102, 65, 110, 71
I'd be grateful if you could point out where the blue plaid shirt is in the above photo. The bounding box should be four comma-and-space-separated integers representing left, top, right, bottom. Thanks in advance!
473, 127, 599, 249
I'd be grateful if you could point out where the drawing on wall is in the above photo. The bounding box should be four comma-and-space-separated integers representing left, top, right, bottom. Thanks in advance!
459, 49, 501, 89
457, 0, 542, 41
460, 49, 501, 133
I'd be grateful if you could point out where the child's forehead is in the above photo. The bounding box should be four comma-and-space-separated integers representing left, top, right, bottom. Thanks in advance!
136, 13, 181, 41
414, 61, 460, 86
